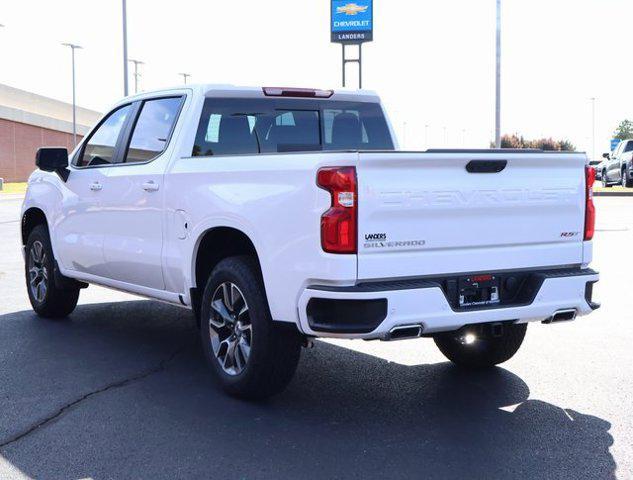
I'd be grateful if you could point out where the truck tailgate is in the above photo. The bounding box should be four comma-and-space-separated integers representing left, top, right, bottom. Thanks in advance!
356, 151, 587, 280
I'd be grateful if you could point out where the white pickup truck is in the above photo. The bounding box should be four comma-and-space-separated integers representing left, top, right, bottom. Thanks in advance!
21, 85, 599, 399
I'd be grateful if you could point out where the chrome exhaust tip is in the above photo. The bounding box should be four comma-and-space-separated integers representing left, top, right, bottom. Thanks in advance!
543, 309, 577, 324
387, 324, 423, 340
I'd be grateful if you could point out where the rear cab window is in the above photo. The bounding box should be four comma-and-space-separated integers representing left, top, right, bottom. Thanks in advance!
192, 97, 394, 156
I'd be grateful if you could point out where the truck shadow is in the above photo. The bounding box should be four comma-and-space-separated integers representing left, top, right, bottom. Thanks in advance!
0, 300, 616, 480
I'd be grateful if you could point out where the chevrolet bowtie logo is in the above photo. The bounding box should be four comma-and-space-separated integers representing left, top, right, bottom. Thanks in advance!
336, 3, 369, 15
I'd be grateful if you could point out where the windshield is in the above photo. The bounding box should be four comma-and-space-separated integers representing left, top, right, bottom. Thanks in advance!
192, 97, 394, 156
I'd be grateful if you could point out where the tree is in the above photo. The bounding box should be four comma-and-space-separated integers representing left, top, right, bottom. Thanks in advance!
558, 139, 576, 152
499, 134, 524, 149
535, 138, 559, 151
492, 134, 575, 151
613, 120, 633, 141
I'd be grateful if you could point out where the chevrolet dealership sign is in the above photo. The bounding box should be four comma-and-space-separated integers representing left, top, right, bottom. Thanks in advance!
331, 1, 373, 43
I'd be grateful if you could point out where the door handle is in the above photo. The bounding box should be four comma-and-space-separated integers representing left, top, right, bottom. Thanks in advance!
89, 182, 102, 191
142, 181, 160, 192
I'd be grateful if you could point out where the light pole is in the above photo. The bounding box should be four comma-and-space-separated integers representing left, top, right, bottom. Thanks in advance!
61, 43, 82, 147
495, 0, 501, 148
590, 97, 596, 160
402, 121, 407, 148
425, 124, 429, 148
122, 0, 129, 96
179, 72, 191, 84
128, 59, 144, 93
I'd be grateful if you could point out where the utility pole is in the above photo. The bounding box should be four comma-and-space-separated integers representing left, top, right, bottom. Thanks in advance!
179, 72, 191, 84
590, 97, 597, 160
128, 59, 144, 93
122, 0, 129, 96
495, 0, 502, 148
61, 43, 83, 147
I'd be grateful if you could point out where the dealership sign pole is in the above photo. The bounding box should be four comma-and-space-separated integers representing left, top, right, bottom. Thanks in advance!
331, 1, 373, 89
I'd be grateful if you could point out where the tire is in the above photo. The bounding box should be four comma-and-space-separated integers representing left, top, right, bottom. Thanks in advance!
199, 256, 302, 400
622, 167, 633, 188
602, 171, 610, 188
433, 322, 527, 369
25, 224, 80, 318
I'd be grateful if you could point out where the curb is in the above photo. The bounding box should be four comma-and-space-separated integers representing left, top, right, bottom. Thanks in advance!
0, 194, 25, 201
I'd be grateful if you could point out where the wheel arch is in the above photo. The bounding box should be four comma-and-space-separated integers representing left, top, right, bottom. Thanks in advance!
190, 226, 264, 324
21, 207, 49, 246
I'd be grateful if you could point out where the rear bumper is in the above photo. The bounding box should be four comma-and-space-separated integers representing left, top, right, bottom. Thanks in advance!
297, 268, 599, 339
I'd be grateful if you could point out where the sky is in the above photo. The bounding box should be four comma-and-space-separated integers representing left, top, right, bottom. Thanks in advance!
1, 0, 632, 156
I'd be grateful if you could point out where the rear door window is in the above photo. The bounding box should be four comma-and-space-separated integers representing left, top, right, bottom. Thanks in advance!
125, 97, 183, 164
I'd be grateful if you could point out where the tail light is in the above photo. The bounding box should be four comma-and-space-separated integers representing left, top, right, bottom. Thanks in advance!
263, 87, 334, 98
317, 167, 357, 253
584, 165, 596, 240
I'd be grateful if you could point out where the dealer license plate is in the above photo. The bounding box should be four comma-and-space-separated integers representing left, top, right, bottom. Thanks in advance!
458, 274, 500, 307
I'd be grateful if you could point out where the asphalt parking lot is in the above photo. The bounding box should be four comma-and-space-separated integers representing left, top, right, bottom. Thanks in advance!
0, 193, 631, 479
